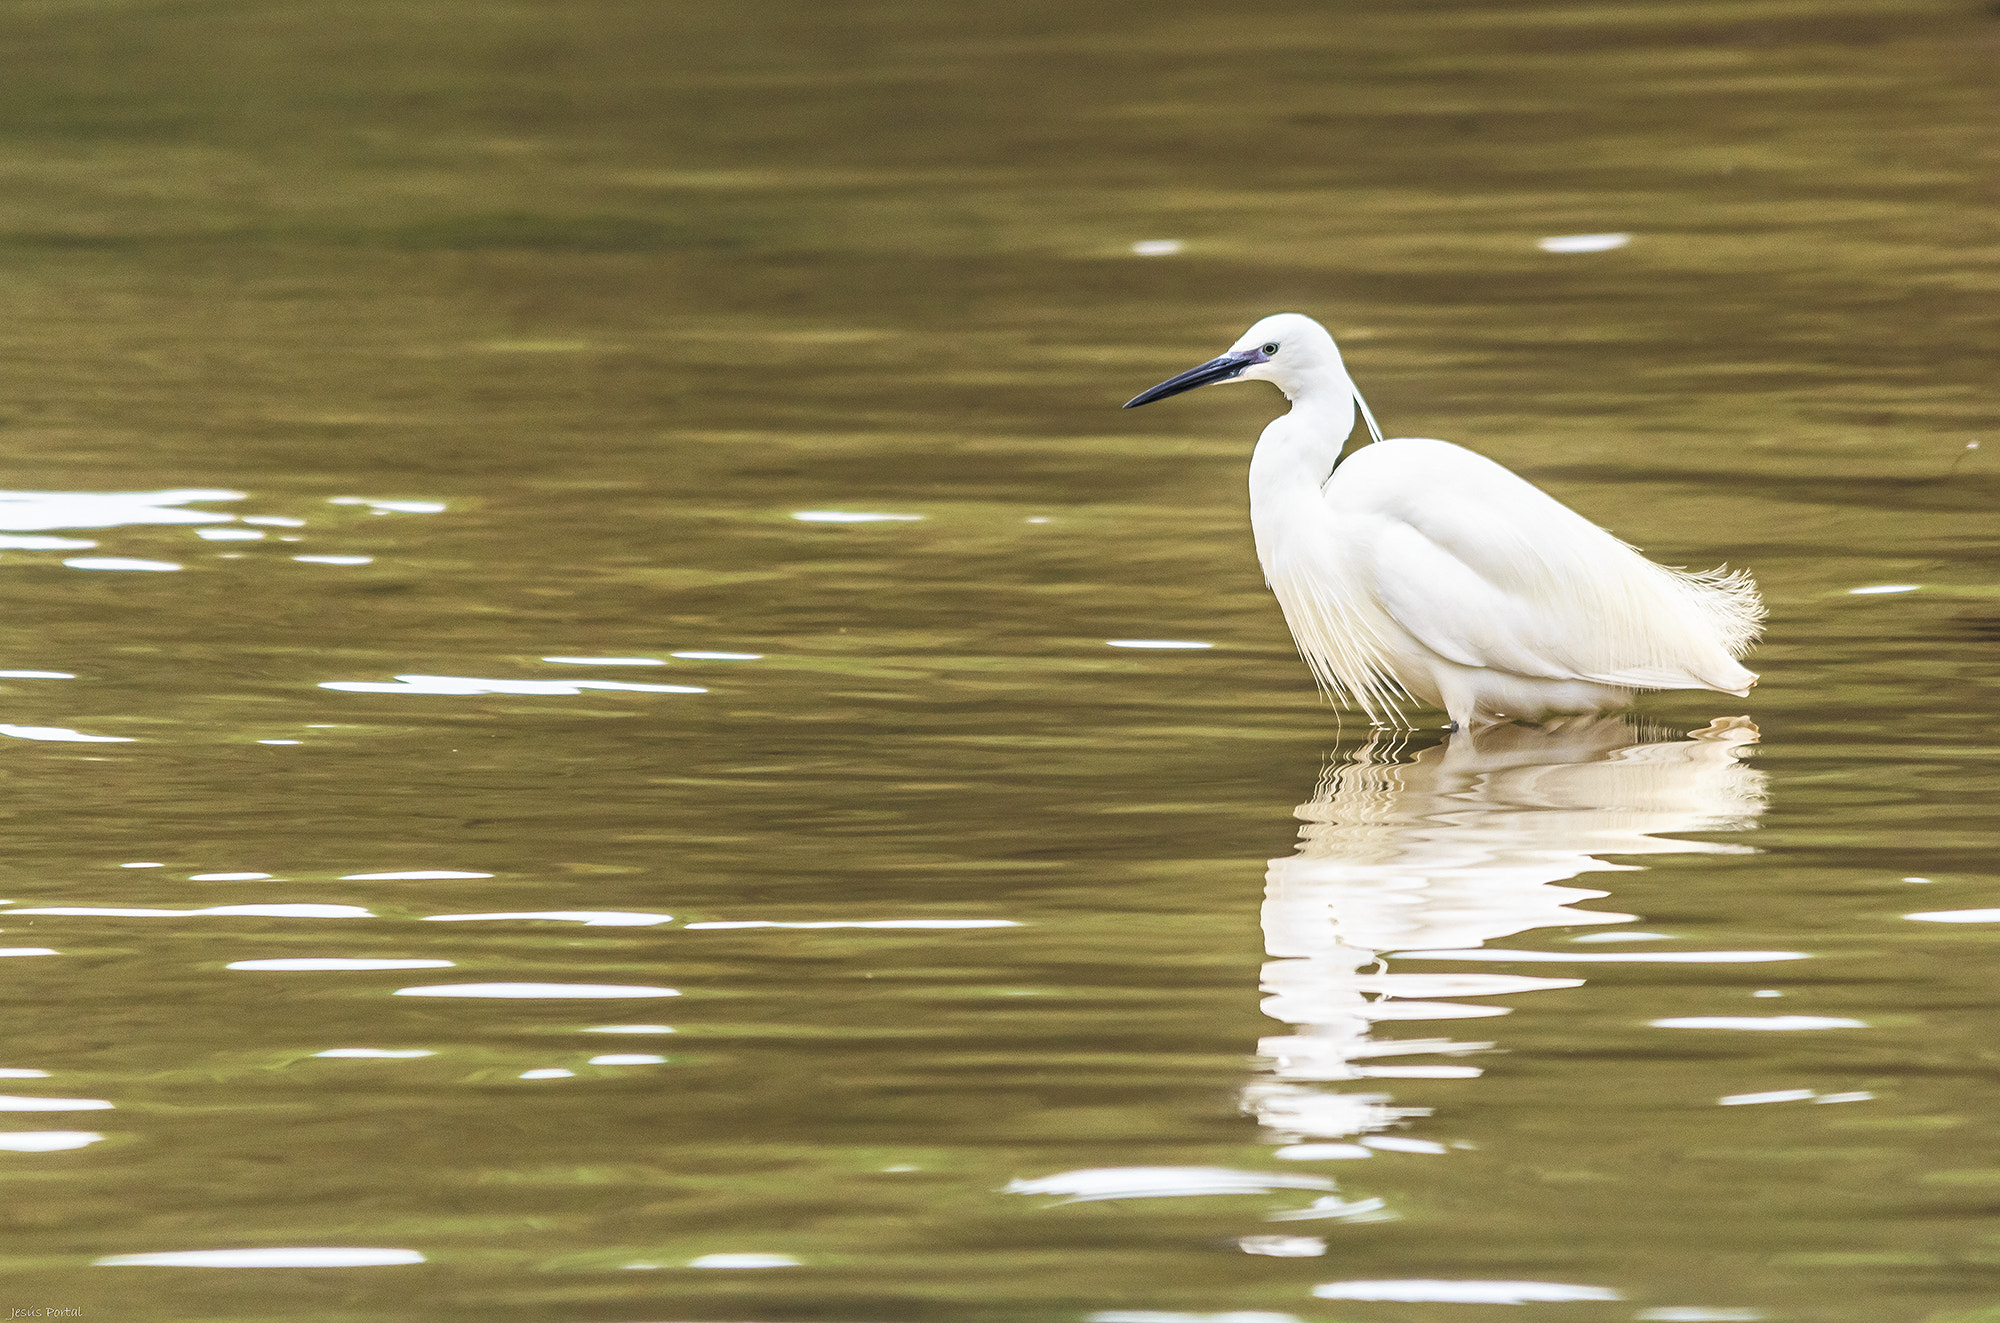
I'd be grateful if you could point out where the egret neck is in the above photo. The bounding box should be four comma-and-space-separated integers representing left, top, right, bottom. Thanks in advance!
1251, 383, 1359, 490
1247, 350, 1363, 570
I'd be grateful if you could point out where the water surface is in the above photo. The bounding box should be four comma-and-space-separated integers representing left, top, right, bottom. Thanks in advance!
0, 1, 1994, 1320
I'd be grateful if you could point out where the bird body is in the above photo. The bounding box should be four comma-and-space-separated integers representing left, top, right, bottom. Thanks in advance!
1125, 313, 1762, 729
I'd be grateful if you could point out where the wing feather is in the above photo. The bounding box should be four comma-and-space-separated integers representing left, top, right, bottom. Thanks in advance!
1326, 440, 1763, 696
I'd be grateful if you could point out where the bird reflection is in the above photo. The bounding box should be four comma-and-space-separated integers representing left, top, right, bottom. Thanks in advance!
1244, 715, 1765, 1167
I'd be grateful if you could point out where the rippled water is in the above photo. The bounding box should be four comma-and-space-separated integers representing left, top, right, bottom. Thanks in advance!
0, 1, 1995, 1320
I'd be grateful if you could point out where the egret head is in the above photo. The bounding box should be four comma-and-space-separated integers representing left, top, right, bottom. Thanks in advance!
1123, 313, 1345, 408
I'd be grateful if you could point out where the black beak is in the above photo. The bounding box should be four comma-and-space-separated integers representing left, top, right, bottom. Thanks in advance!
1122, 350, 1263, 408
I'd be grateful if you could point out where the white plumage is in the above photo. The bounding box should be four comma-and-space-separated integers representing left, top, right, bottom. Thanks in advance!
1124, 313, 1762, 729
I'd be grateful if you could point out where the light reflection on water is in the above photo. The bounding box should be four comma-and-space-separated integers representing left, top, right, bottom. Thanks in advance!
318, 674, 707, 695
95, 1247, 426, 1268
0, 487, 441, 594
0, 1131, 104, 1151
0, 489, 241, 530
390, 982, 682, 999
420, 909, 674, 926
1242, 717, 1767, 1230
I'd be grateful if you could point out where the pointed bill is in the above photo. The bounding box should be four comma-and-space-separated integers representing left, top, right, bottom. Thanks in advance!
1123, 350, 1262, 408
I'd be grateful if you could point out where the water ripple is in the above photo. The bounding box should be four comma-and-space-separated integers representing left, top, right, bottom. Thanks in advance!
392, 983, 681, 999
421, 911, 672, 927
95, 1248, 424, 1268
320, 674, 705, 696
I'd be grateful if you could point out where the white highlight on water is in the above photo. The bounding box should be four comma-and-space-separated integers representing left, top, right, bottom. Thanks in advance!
1537, 233, 1631, 253
320, 674, 704, 695
11, 904, 372, 919
423, 911, 672, 926
1272, 1143, 1372, 1161
0, 488, 241, 531
1393, 948, 1807, 963
1315, 1280, 1621, 1304
1361, 1136, 1448, 1154
1718, 1089, 1817, 1106
585, 1025, 676, 1034
1006, 1167, 1335, 1203
682, 918, 1016, 930
393, 983, 681, 999
63, 557, 181, 572
0, 1131, 103, 1151
96, 1247, 424, 1268
0, 1096, 112, 1111
0, 725, 131, 743
328, 498, 445, 514
227, 959, 455, 972
1238, 1235, 1326, 1258
790, 511, 923, 522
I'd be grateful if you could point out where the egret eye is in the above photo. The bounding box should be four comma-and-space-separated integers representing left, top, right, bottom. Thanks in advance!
1261, 342, 1280, 355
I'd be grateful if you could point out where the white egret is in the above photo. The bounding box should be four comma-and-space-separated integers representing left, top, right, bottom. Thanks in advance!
1124, 313, 1763, 729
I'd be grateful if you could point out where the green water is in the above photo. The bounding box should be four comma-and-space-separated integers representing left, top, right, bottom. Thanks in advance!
0, 0, 1992, 1319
